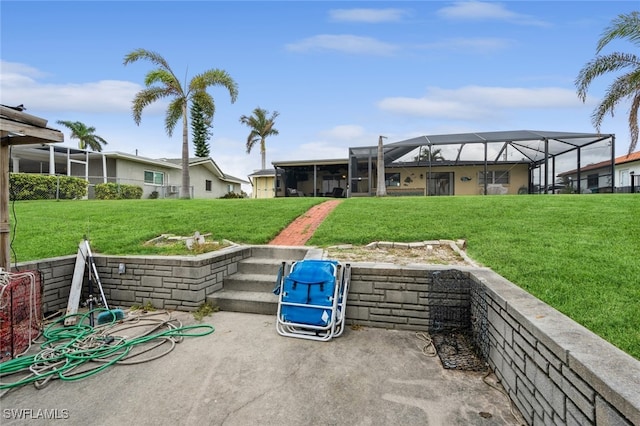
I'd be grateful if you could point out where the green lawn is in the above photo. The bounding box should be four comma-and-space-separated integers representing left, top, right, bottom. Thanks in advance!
8, 198, 322, 259
310, 195, 640, 360
7, 195, 640, 359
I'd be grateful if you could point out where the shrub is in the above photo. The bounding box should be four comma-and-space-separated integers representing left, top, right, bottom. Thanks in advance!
9, 173, 88, 200
219, 191, 247, 199
95, 183, 143, 200
58, 176, 88, 199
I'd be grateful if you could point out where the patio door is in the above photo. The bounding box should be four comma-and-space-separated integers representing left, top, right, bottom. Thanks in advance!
427, 172, 453, 196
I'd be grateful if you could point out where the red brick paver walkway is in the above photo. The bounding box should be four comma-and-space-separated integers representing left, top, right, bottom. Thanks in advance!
269, 199, 343, 246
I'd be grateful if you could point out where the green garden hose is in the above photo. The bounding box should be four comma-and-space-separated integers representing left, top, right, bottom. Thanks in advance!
0, 309, 214, 394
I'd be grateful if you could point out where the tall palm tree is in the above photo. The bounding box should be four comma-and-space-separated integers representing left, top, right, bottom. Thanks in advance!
239, 107, 279, 170
123, 48, 238, 198
56, 120, 108, 152
576, 11, 640, 155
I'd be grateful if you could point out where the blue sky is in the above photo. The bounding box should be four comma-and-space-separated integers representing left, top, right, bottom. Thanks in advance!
1, 1, 637, 190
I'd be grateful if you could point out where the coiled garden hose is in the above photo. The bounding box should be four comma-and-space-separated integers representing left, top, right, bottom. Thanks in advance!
0, 309, 214, 395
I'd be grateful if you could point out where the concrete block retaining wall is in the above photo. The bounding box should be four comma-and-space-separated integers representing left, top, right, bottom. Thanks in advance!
14, 245, 252, 313
12, 255, 77, 314
345, 265, 473, 331
470, 269, 639, 426
94, 246, 251, 311
12, 254, 639, 425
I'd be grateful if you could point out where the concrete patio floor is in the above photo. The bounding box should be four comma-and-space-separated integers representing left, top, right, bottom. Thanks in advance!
1, 311, 522, 425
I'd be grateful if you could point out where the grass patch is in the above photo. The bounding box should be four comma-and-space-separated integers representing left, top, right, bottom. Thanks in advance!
309, 195, 640, 359
193, 301, 219, 321
7, 195, 640, 359
9, 198, 322, 259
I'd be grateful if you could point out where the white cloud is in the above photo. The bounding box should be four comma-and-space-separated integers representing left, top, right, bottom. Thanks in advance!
320, 125, 366, 140
329, 8, 409, 23
437, 1, 550, 27
377, 85, 586, 120
0, 60, 164, 115
285, 35, 399, 55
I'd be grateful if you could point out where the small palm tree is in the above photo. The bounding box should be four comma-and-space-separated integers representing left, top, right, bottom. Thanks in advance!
124, 48, 238, 198
56, 120, 108, 152
414, 146, 444, 162
575, 11, 640, 155
239, 107, 279, 170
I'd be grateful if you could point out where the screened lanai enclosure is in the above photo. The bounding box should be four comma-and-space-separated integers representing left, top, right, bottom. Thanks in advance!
272, 159, 349, 198
349, 130, 615, 196
272, 130, 615, 197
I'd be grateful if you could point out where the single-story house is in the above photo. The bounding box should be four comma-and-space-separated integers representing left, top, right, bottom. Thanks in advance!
259, 130, 616, 197
558, 151, 640, 193
9, 144, 248, 199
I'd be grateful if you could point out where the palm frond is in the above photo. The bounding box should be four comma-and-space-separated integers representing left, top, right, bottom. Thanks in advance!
591, 73, 638, 130
123, 48, 172, 71
246, 132, 260, 154
145, 69, 182, 93
131, 87, 171, 124
165, 98, 184, 137
576, 53, 639, 101
190, 69, 239, 103
596, 11, 640, 54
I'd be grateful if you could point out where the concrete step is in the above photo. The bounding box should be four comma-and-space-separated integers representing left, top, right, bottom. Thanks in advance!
208, 245, 319, 316
223, 273, 279, 292
237, 258, 286, 275
207, 290, 278, 316
249, 245, 312, 260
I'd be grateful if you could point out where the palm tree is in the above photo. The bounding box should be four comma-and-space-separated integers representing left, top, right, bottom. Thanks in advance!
239, 107, 279, 170
56, 120, 108, 152
123, 48, 238, 198
414, 146, 444, 162
576, 11, 640, 155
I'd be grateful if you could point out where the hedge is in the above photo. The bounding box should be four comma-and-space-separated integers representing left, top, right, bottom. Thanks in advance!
9, 173, 88, 200
94, 183, 143, 200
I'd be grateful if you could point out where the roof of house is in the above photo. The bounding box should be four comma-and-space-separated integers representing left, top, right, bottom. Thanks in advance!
272, 158, 348, 167
248, 168, 280, 178
10, 144, 249, 184
163, 157, 249, 184
557, 151, 640, 176
616, 151, 640, 165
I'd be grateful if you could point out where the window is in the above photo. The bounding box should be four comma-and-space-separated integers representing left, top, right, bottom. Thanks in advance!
385, 173, 401, 187
478, 170, 510, 185
205, 180, 212, 191
144, 170, 164, 185
227, 184, 234, 193
587, 174, 599, 188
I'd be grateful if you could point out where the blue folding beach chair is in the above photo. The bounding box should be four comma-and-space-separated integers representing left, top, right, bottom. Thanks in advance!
275, 259, 350, 341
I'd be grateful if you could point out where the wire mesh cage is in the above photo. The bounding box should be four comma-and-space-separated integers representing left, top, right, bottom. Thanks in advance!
0, 271, 42, 362
428, 270, 488, 372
